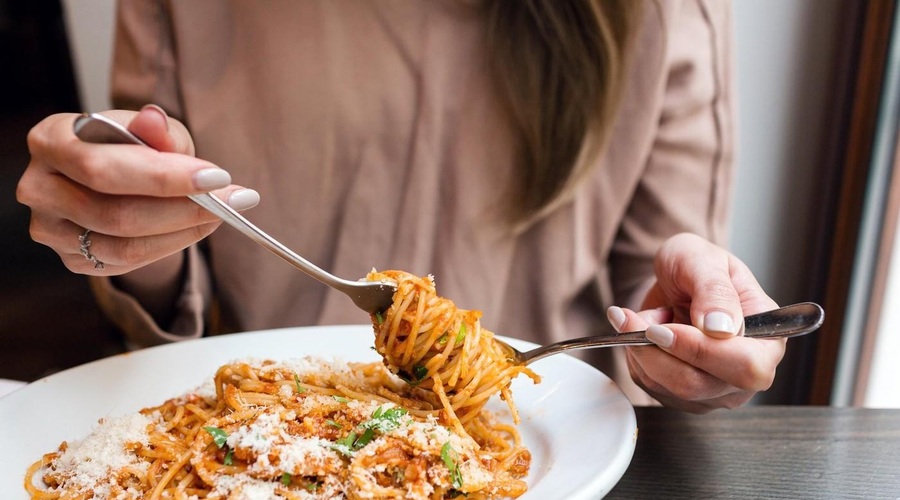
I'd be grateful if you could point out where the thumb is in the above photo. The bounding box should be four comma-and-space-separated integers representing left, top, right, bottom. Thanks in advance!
656, 234, 744, 339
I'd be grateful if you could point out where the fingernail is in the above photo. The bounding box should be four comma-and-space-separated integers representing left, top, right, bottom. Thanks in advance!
704, 311, 737, 336
228, 188, 260, 211
140, 104, 169, 130
193, 168, 232, 191
607, 306, 627, 331
646, 325, 674, 348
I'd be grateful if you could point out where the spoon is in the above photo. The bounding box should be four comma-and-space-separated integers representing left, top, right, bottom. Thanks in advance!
72, 112, 396, 314
496, 302, 824, 366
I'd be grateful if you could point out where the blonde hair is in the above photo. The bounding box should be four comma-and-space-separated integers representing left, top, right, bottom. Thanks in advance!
485, 0, 643, 225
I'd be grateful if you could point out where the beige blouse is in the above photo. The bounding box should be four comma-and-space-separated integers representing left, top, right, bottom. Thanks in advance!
93, 0, 735, 404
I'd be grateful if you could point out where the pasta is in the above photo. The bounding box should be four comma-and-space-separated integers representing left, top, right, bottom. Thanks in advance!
26, 271, 539, 499
367, 270, 540, 438
25, 359, 531, 499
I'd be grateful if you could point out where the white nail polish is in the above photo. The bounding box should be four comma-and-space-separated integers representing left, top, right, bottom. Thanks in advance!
646, 325, 674, 348
194, 168, 231, 191
607, 306, 627, 331
704, 311, 737, 336
227, 189, 260, 211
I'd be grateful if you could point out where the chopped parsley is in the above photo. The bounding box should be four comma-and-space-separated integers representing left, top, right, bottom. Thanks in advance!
204, 426, 234, 466
294, 374, 306, 393
330, 405, 409, 456
326, 419, 342, 429
203, 426, 228, 448
375, 311, 385, 325
441, 442, 463, 489
354, 428, 376, 448
281, 472, 292, 486
456, 324, 467, 345
397, 365, 428, 386
332, 395, 350, 403
331, 431, 358, 456
365, 406, 408, 432
438, 324, 467, 347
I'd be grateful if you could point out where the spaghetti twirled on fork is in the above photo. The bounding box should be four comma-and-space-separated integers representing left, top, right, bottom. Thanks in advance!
367, 270, 541, 438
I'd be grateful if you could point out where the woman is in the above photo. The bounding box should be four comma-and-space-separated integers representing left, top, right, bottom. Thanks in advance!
18, 0, 784, 412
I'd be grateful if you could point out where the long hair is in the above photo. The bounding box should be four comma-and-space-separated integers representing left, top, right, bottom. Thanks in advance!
485, 0, 643, 226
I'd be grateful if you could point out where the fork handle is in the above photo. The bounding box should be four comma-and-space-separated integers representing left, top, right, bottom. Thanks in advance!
523, 302, 824, 364
72, 113, 359, 291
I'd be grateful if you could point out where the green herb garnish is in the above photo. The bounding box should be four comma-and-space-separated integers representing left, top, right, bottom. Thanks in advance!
281, 472, 292, 486
354, 428, 376, 448
333, 395, 349, 403
331, 431, 358, 456
375, 311, 384, 324
203, 426, 228, 448
294, 374, 306, 393
326, 419, 342, 429
364, 406, 408, 433
455, 324, 467, 345
223, 448, 234, 466
441, 442, 463, 489
330, 405, 410, 456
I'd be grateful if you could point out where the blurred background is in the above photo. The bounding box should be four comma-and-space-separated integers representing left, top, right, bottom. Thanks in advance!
1, 0, 897, 407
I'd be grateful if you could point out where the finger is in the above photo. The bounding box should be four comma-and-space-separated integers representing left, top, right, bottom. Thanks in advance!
104, 107, 195, 155
25, 171, 258, 238
615, 307, 737, 402
607, 306, 672, 332
51, 218, 221, 276
125, 105, 177, 153
30, 114, 230, 197
624, 346, 733, 407
644, 323, 786, 393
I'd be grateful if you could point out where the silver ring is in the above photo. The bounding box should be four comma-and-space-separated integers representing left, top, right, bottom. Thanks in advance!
78, 229, 105, 270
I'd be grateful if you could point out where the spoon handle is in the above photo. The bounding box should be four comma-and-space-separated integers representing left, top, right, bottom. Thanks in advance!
522, 302, 824, 364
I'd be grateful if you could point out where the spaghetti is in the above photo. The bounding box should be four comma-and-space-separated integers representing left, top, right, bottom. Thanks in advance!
25, 357, 531, 499
367, 270, 540, 438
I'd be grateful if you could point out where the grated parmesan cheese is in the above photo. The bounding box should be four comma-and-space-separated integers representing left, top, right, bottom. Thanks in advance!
50, 412, 153, 495
34, 356, 524, 499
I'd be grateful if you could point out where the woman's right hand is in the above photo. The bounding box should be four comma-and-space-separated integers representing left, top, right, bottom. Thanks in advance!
16, 105, 259, 277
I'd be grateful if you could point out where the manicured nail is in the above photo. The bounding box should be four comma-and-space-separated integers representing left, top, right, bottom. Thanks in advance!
704, 311, 737, 336
646, 325, 674, 348
193, 168, 232, 191
140, 104, 169, 130
227, 189, 260, 211
607, 306, 627, 331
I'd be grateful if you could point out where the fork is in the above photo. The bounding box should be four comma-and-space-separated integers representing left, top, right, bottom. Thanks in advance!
495, 302, 824, 366
72, 113, 396, 314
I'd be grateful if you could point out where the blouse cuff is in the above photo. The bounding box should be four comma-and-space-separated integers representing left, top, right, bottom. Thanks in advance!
88, 245, 212, 348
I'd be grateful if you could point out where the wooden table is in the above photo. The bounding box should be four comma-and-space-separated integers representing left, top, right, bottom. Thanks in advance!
606, 406, 900, 499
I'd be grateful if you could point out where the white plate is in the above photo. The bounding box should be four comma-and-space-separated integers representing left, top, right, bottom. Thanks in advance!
0, 325, 636, 499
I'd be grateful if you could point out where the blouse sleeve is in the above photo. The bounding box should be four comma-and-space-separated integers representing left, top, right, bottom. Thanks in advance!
610, 0, 736, 309
87, 0, 213, 347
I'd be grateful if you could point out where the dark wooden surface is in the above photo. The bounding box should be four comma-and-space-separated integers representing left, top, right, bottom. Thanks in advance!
606, 406, 900, 499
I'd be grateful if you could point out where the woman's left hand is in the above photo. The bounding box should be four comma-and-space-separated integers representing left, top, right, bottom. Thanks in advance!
608, 233, 786, 413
